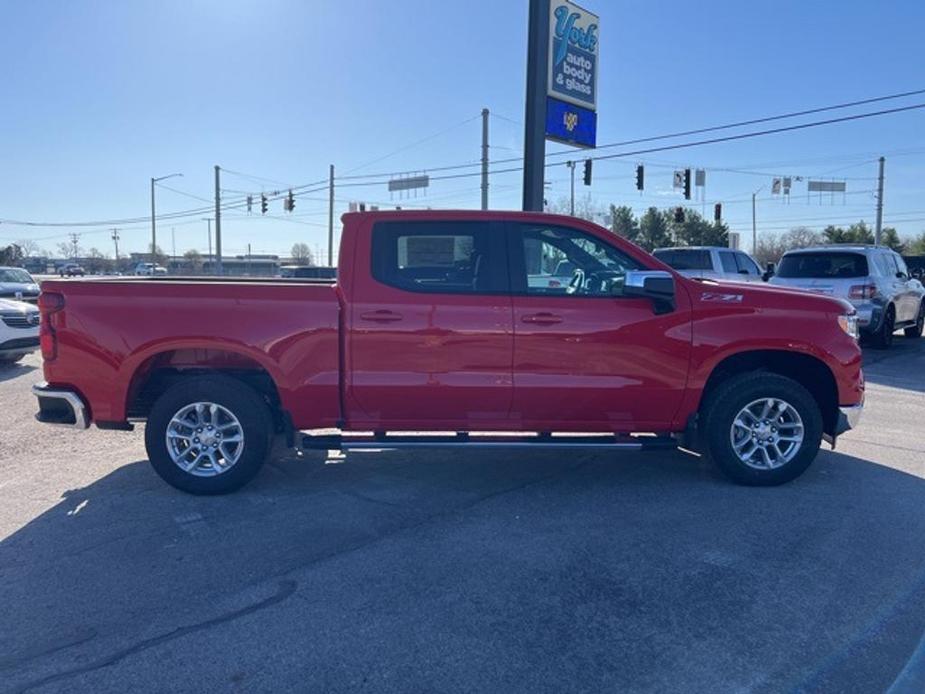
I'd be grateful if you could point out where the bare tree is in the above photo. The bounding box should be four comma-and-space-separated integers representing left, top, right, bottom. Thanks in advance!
15, 239, 46, 258
183, 249, 203, 274
290, 242, 314, 266
56, 240, 83, 259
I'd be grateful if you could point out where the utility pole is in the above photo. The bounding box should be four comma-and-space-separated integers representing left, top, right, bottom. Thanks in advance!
752, 192, 757, 254
875, 156, 885, 245
522, 0, 550, 211
110, 229, 120, 264
328, 164, 335, 266
202, 218, 213, 268
171, 227, 176, 261
247, 243, 251, 276
69, 232, 80, 259
481, 108, 490, 210
214, 165, 223, 275
567, 161, 576, 216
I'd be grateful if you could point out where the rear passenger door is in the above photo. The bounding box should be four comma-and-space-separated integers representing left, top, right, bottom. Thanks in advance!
345, 219, 514, 428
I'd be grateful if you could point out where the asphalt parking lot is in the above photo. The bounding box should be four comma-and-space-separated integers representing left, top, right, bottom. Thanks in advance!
1, 341, 924, 693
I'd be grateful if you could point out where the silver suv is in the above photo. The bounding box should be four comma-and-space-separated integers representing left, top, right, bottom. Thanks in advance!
652, 246, 767, 282
769, 245, 925, 348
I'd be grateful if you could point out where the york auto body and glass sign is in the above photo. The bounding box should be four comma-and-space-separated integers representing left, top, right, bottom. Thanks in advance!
545, 0, 598, 149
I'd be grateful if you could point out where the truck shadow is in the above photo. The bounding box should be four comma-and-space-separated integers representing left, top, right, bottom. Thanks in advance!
2, 448, 925, 692
862, 337, 925, 393
0, 361, 36, 383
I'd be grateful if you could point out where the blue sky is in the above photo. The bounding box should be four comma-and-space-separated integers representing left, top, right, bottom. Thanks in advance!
1, 0, 923, 261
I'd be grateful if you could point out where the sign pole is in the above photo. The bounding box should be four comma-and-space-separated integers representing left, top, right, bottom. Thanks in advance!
522, 0, 550, 212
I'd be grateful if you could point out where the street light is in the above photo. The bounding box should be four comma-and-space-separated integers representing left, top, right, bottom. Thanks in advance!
751, 186, 765, 255
151, 173, 183, 260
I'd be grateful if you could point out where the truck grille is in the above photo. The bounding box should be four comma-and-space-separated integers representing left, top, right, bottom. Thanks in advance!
1, 311, 40, 329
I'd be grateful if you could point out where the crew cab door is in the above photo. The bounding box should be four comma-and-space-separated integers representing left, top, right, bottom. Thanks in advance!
345, 218, 513, 428
506, 221, 692, 432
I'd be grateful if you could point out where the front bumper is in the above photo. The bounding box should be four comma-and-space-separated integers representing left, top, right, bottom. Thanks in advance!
834, 402, 864, 436
32, 382, 90, 429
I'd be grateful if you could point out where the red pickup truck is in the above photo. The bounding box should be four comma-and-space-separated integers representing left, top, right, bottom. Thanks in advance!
33, 210, 864, 494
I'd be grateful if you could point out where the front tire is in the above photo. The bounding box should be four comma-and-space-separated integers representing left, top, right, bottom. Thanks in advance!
701, 372, 823, 486
145, 375, 273, 494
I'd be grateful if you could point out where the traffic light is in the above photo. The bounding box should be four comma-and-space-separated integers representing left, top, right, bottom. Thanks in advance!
246, 195, 253, 213
260, 194, 268, 214
683, 168, 692, 200
714, 203, 722, 222
583, 159, 592, 186
284, 189, 295, 213
635, 165, 644, 191
674, 207, 685, 223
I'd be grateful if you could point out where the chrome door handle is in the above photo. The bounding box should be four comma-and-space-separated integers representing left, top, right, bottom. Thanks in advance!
360, 310, 403, 323
521, 312, 562, 325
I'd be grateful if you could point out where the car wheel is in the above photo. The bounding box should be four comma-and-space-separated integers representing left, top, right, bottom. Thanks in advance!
904, 302, 924, 338
701, 372, 823, 486
871, 305, 895, 349
144, 375, 274, 495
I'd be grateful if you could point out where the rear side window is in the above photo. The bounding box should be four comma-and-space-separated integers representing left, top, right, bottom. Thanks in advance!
652, 249, 712, 271
777, 252, 869, 278
371, 221, 506, 294
719, 251, 738, 273
894, 254, 909, 277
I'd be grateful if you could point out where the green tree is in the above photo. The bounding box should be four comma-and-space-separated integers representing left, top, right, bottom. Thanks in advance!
906, 231, 925, 256
823, 222, 874, 245
669, 209, 728, 247
609, 205, 639, 245
880, 227, 904, 252
636, 207, 671, 252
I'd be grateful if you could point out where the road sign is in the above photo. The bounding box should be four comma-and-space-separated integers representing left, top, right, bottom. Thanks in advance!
545, 96, 597, 148
547, 1, 599, 111
807, 180, 846, 193
673, 170, 684, 189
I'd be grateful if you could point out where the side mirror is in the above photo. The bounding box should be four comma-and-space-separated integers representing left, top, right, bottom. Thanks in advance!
623, 270, 675, 314
762, 262, 776, 281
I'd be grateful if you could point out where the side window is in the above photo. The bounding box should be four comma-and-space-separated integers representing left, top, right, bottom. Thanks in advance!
872, 252, 894, 277
513, 223, 642, 296
734, 252, 761, 276
371, 221, 505, 294
894, 254, 909, 278
719, 251, 738, 274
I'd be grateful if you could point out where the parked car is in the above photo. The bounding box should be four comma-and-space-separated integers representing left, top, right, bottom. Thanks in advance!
133, 262, 168, 276
58, 263, 85, 277
770, 245, 925, 348
0, 297, 40, 363
0, 266, 40, 303
652, 246, 767, 282
33, 210, 863, 494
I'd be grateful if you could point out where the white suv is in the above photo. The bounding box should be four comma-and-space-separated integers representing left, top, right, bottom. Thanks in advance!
133, 262, 168, 276
0, 298, 40, 364
770, 245, 925, 348
652, 246, 767, 282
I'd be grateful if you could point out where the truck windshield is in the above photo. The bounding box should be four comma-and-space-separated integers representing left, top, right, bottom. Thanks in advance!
652, 249, 712, 271
777, 252, 868, 278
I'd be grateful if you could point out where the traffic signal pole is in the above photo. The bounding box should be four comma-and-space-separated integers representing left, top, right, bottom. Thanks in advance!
875, 156, 885, 245
481, 108, 489, 210
522, 0, 550, 212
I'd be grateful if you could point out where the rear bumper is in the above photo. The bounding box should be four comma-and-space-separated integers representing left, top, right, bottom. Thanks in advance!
32, 382, 90, 429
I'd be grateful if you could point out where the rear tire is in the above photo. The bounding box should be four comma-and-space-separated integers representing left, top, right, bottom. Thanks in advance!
871, 305, 895, 348
145, 375, 274, 495
904, 302, 924, 338
701, 372, 823, 486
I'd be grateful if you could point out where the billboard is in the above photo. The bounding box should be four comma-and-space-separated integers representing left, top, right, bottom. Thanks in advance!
547, 1, 599, 111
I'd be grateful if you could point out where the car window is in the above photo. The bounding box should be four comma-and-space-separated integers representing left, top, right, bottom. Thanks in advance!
371, 221, 505, 294
734, 252, 761, 276
652, 249, 712, 270
870, 253, 892, 277
894, 254, 909, 277
719, 251, 738, 273
777, 252, 869, 278
0, 268, 33, 283
513, 223, 642, 297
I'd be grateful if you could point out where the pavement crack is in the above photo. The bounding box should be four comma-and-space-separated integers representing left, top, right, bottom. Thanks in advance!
12, 580, 297, 694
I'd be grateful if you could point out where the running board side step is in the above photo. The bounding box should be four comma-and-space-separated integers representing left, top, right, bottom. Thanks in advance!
301, 432, 678, 452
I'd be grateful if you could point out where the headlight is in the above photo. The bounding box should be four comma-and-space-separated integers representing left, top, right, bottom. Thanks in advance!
838, 313, 859, 340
